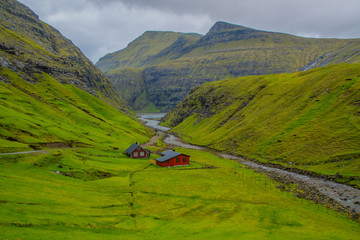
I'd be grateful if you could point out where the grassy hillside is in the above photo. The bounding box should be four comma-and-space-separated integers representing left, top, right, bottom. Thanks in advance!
96, 21, 360, 111
0, 67, 152, 153
163, 63, 360, 187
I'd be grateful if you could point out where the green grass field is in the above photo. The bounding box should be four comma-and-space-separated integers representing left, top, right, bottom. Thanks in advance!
1, 147, 359, 239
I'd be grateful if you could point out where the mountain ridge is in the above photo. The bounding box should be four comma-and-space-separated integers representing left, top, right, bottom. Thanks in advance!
96, 31, 202, 73
96, 21, 360, 112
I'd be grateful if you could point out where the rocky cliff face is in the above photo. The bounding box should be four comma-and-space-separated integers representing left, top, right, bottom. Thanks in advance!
0, 0, 130, 112
97, 21, 360, 112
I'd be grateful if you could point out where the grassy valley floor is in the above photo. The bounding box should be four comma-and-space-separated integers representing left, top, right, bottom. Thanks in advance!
0, 145, 359, 239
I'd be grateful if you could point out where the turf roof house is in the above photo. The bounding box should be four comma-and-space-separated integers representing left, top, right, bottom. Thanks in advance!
125, 143, 150, 159
152, 150, 190, 167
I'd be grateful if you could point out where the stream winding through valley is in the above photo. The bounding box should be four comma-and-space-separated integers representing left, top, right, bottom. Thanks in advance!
138, 113, 360, 219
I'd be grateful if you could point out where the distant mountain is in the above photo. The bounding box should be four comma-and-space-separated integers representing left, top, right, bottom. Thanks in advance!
0, 0, 152, 152
162, 63, 360, 187
96, 31, 202, 73
96, 31, 202, 112
96, 21, 360, 112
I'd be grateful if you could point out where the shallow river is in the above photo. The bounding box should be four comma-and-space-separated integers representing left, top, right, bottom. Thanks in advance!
137, 113, 170, 132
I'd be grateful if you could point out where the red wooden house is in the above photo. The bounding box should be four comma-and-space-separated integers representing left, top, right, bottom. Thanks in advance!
152, 150, 190, 167
125, 143, 150, 159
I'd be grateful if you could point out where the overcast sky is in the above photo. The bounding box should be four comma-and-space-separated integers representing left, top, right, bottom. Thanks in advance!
18, 0, 360, 63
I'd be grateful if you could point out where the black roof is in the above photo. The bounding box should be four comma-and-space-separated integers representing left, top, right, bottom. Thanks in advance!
155, 150, 189, 162
125, 144, 139, 154
125, 144, 149, 154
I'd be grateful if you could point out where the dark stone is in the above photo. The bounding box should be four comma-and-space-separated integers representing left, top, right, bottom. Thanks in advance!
5, 137, 17, 142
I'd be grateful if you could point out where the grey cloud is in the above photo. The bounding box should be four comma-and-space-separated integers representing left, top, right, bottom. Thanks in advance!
17, 0, 360, 63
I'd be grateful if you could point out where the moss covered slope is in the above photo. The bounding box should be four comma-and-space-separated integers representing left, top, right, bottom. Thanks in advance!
163, 63, 360, 186
96, 21, 360, 111
0, 67, 152, 153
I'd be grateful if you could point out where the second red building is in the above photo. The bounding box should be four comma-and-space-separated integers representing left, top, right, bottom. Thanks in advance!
154, 150, 190, 167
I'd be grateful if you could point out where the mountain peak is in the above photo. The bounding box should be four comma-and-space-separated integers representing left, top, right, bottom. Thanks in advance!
195, 21, 263, 47
1, 0, 39, 20
207, 21, 248, 34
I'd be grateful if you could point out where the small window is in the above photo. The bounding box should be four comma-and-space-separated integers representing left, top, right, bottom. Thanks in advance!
133, 152, 138, 157
166, 160, 169, 163
140, 152, 144, 156
183, 157, 187, 162
176, 158, 180, 162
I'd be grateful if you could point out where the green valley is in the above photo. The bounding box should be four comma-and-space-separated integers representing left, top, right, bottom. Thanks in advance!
2, 69, 358, 238
162, 63, 360, 187
1, 0, 360, 239
96, 21, 360, 112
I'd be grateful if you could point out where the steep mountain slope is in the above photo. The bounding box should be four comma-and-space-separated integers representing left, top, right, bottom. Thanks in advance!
0, 0, 153, 152
96, 21, 360, 112
162, 63, 360, 186
0, 0, 130, 113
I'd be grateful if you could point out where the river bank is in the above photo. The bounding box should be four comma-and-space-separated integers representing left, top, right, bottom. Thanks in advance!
139, 113, 360, 220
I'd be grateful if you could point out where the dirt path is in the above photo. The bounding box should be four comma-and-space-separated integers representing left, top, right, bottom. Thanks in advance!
0, 150, 48, 155
0, 149, 67, 156
143, 131, 166, 147
164, 133, 360, 219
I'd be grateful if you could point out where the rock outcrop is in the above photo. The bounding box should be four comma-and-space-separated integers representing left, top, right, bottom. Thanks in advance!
0, 0, 130, 112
